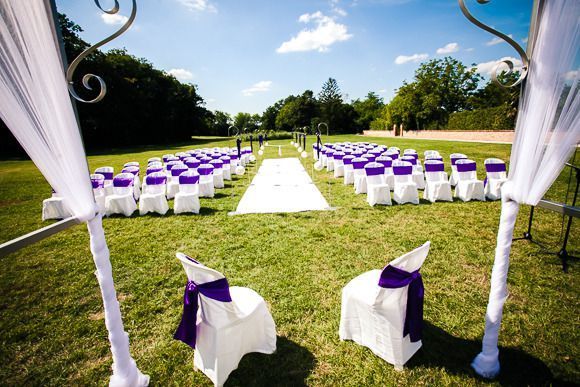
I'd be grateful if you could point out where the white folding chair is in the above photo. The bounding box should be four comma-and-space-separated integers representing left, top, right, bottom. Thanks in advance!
449, 153, 468, 186
198, 164, 215, 198
167, 164, 188, 200
91, 173, 106, 214
105, 173, 137, 217
392, 160, 419, 205
353, 157, 369, 194
42, 189, 72, 221
340, 241, 430, 370
95, 166, 114, 196
174, 253, 277, 387
365, 162, 391, 206
139, 172, 169, 215
174, 171, 201, 214
423, 160, 452, 203
454, 159, 485, 202
484, 158, 507, 201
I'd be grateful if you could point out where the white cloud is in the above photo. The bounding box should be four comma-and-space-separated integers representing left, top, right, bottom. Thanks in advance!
564, 70, 578, 81
394, 53, 428, 65
485, 34, 513, 46
168, 68, 194, 82
330, 0, 348, 16
472, 57, 523, 76
276, 11, 352, 53
242, 81, 272, 96
176, 0, 217, 13
101, 13, 129, 25
465, 47, 475, 52
436, 42, 459, 55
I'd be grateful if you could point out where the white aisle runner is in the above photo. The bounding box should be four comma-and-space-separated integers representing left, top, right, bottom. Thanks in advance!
233, 158, 330, 214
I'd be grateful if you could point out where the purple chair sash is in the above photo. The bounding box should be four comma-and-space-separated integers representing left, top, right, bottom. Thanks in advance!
401, 156, 417, 166
146, 167, 163, 175
122, 166, 139, 176
379, 265, 424, 343
98, 171, 114, 180
451, 156, 467, 165
376, 156, 392, 168
185, 159, 201, 169
91, 174, 105, 189
333, 152, 345, 160
363, 154, 377, 163
173, 278, 232, 349
220, 156, 231, 164
365, 163, 385, 176
404, 153, 418, 160
424, 162, 445, 172
211, 153, 222, 160
393, 165, 412, 175
197, 164, 214, 176
485, 163, 506, 172
343, 155, 355, 165
113, 173, 134, 188
179, 172, 200, 184
456, 161, 477, 172
146, 173, 166, 185
352, 157, 369, 170
209, 160, 224, 169
200, 156, 213, 164
171, 166, 189, 177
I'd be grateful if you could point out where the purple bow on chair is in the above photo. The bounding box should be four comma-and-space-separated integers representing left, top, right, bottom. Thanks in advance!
174, 278, 233, 349
378, 265, 424, 343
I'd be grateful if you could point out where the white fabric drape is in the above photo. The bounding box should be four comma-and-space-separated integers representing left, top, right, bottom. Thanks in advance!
473, 0, 580, 378
0, 1, 148, 385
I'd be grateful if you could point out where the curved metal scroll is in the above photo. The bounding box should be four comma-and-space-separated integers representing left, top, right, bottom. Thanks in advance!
228, 125, 240, 137
66, 0, 137, 103
317, 122, 329, 137
458, 0, 529, 88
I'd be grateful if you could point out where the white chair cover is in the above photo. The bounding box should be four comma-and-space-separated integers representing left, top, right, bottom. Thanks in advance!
423, 160, 452, 203
353, 157, 368, 194
42, 194, 72, 220
392, 161, 419, 205
175, 253, 277, 386
139, 172, 169, 215
174, 172, 201, 215
449, 153, 467, 186
105, 173, 137, 217
95, 166, 115, 196
340, 241, 430, 369
365, 162, 391, 206
484, 158, 508, 201
454, 159, 485, 202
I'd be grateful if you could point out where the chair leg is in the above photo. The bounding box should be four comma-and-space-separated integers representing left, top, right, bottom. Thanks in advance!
394, 364, 404, 372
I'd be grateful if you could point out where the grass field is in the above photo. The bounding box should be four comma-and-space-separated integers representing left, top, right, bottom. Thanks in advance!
0, 135, 578, 386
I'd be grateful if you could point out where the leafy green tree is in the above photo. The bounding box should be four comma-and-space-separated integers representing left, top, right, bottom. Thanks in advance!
352, 92, 384, 131
275, 90, 319, 131
318, 78, 357, 133
210, 111, 232, 136
469, 71, 521, 121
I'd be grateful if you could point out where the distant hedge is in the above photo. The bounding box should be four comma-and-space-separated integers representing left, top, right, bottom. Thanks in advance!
447, 105, 515, 131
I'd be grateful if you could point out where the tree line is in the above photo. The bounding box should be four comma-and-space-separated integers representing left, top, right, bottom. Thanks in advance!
1, 14, 519, 156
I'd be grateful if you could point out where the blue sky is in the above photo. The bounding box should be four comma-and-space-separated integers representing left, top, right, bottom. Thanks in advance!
56, 0, 533, 115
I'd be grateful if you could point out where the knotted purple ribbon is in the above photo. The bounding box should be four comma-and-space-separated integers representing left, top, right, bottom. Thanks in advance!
379, 265, 424, 343
174, 278, 233, 349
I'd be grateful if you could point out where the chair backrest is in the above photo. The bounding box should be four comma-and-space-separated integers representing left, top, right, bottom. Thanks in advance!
424, 150, 440, 158
95, 166, 114, 181
364, 161, 385, 177
363, 153, 377, 163
184, 157, 201, 169
392, 160, 413, 183
148, 161, 163, 168
179, 170, 200, 194
219, 156, 231, 165
425, 154, 443, 162
113, 173, 135, 194
383, 241, 430, 275
376, 156, 393, 169
403, 148, 417, 155
401, 155, 417, 166
343, 155, 355, 166
456, 159, 478, 180
176, 253, 236, 323
90, 173, 105, 189
197, 164, 214, 180
171, 164, 189, 177
484, 158, 507, 180
166, 160, 183, 172
352, 157, 369, 170
209, 159, 224, 171
148, 157, 161, 163
333, 151, 345, 163
146, 166, 163, 175
124, 161, 139, 168
424, 160, 446, 182
162, 154, 175, 162
450, 153, 468, 166
122, 166, 139, 176
145, 172, 166, 194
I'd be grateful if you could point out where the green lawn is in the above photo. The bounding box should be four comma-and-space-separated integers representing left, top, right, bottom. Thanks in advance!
0, 135, 578, 386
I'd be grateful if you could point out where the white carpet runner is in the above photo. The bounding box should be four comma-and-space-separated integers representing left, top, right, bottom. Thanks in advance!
233, 158, 330, 214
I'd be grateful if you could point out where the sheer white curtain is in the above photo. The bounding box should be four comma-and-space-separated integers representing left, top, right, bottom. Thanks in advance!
472, 0, 580, 378
0, 1, 148, 385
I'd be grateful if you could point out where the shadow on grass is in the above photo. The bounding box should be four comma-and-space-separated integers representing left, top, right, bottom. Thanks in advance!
407, 321, 569, 385
226, 336, 316, 386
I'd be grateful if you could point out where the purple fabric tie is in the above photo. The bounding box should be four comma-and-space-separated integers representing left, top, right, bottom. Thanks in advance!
91, 177, 104, 189
365, 166, 385, 176
364, 154, 377, 163
393, 165, 412, 175
113, 174, 134, 187
147, 167, 163, 175
172, 167, 188, 177
146, 173, 166, 185
376, 157, 392, 168
174, 278, 233, 349
379, 265, 424, 343
198, 165, 214, 175
485, 163, 506, 172
424, 162, 445, 172
451, 156, 467, 166
352, 158, 369, 170
402, 157, 417, 166
456, 162, 477, 172
99, 171, 114, 180
179, 172, 200, 184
